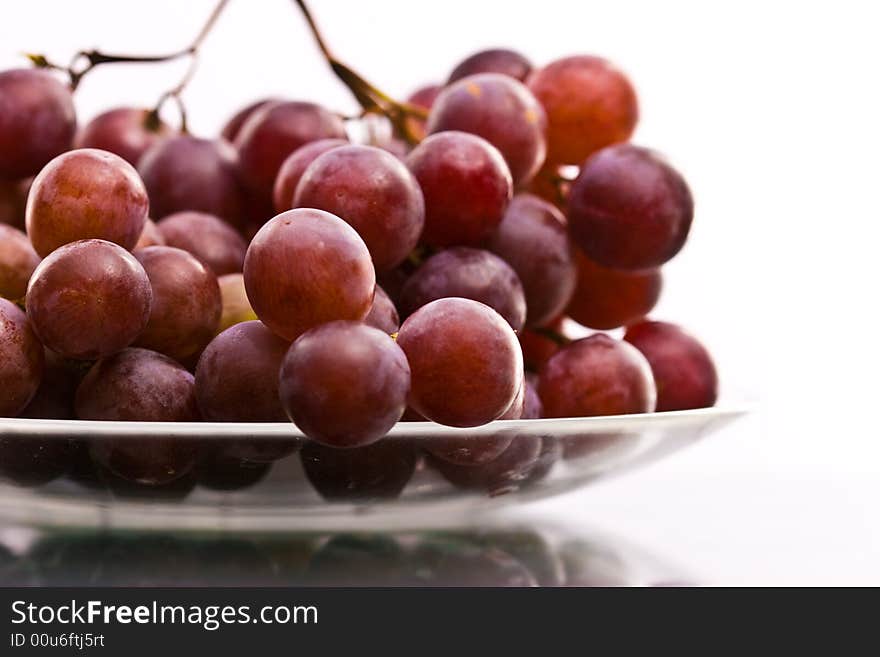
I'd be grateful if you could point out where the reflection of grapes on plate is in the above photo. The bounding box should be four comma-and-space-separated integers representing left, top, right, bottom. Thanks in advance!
0, 0, 741, 523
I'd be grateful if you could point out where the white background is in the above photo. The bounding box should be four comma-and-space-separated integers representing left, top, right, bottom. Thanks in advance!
2, 0, 879, 584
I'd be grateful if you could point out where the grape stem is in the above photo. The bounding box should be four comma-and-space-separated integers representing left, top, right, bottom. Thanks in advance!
291, 0, 428, 144
25, 0, 230, 98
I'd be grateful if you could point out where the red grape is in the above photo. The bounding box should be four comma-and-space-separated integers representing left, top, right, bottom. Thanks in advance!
217, 273, 257, 333
26, 239, 152, 360
568, 144, 694, 270
538, 334, 656, 418
624, 320, 719, 411
406, 131, 512, 247
0, 69, 76, 179
0, 224, 40, 300
134, 218, 165, 249
157, 211, 247, 275
427, 73, 547, 185
0, 298, 43, 416
133, 246, 222, 363
518, 317, 564, 372
279, 321, 410, 447
364, 285, 400, 334
566, 250, 662, 329
0, 178, 31, 228
89, 435, 199, 487
243, 209, 375, 341
195, 320, 289, 423
396, 297, 523, 427
430, 434, 543, 496
527, 55, 638, 165
526, 165, 571, 211
220, 98, 277, 143
404, 83, 441, 141
26, 148, 149, 257
486, 193, 576, 327
19, 348, 84, 420
294, 145, 425, 271
76, 348, 199, 421
448, 48, 532, 83
272, 138, 347, 212
300, 439, 417, 501
522, 378, 543, 419
234, 101, 347, 202
138, 135, 245, 227
74, 107, 172, 166
400, 247, 526, 331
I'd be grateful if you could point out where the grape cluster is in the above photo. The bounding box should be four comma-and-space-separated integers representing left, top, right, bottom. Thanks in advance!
0, 41, 718, 498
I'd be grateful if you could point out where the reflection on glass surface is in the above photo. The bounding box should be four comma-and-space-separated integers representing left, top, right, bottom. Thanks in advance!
0, 522, 689, 587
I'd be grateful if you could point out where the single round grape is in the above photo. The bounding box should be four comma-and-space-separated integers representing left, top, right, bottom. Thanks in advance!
448, 48, 532, 83
404, 83, 441, 141
624, 320, 719, 411
220, 98, 277, 143
566, 250, 662, 329
243, 209, 375, 341
74, 107, 172, 166
294, 145, 425, 271
196, 320, 289, 423
568, 145, 694, 270
134, 218, 165, 249
538, 334, 656, 418
0, 69, 76, 179
133, 246, 221, 362
157, 211, 247, 275
0, 178, 31, 228
400, 248, 526, 330
364, 285, 399, 334
25, 239, 152, 360
26, 148, 149, 257
217, 273, 257, 333
137, 135, 245, 228
279, 321, 411, 447
427, 73, 547, 186
527, 55, 638, 165
272, 138, 347, 212
300, 440, 417, 501
0, 299, 43, 416
19, 348, 84, 420
518, 316, 564, 372
396, 297, 523, 427
234, 101, 347, 202
75, 348, 199, 421
430, 433, 543, 496
0, 224, 40, 300
486, 193, 576, 327
406, 132, 512, 247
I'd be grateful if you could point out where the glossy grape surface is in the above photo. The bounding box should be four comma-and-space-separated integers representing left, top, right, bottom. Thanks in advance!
396, 297, 523, 427
0, 299, 43, 416
26, 148, 149, 257
26, 239, 152, 360
157, 211, 247, 275
294, 145, 425, 271
448, 48, 532, 83
527, 55, 638, 165
400, 247, 526, 330
134, 246, 221, 363
138, 136, 245, 227
567, 144, 693, 270
279, 321, 410, 447
272, 138, 347, 212
0, 224, 40, 300
427, 73, 547, 185
220, 98, 276, 143
624, 320, 718, 411
217, 273, 257, 333
74, 107, 171, 166
538, 334, 656, 418
243, 209, 375, 341
406, 132, 512, 247
364, 285, 400, 334
486, 193, 576, 327
0, 69, 76, 179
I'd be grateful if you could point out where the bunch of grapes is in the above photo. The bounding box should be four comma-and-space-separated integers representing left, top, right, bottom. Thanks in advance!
0, 13, 719, 499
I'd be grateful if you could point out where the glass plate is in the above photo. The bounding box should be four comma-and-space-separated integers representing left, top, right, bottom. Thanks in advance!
0, 404, 746, 531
